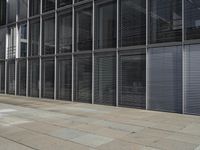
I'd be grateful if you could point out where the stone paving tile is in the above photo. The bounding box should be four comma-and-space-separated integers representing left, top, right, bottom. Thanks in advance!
97, 140, 160, 150
180, 123, 200, 136
49, 128, 88, 140
0, 137, 33, 150
71, 134, 113, 148
149, 138, 198, 150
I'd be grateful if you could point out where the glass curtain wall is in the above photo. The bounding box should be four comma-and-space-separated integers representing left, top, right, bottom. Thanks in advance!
8, 0, 17, 23
0, 62, 5, 93
7, 27, 16, 59
30, 0, 40, 16
0, 28, 6, 59
18, 0, 27, 20
0, 0, 6, 25
43, 0, 55, 12
7, 60, 15, 94
19, 24, 27, 57
17, 60, 26, 96
94, 53, 116, 106
58, 0, 72, 8
57, 11, 72, 54
75, 5, 92, 51
57, 58, 72, 100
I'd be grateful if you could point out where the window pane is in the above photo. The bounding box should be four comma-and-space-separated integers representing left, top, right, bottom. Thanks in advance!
43, 0, 55, 12
75, 5, 92, 51
17, 60, 26, 96
0, 0, 6, 25
149, 0, 182, 44
184, 45, 200, 115
29, 19, 40, 56
8, 0, 17, 23
95, 0, 117, 49
0, 28, 6, 59
42, 58, 54, 99
58, 0, 72, 8
19, 24, 27, 57
42, 16, 55, 55
119, 52, 146, 108
74, 56, 92, 103
18, 0, 27, 20
30, 0, 40, 16
7, 60, 15, 94
28, 59, 39, 97
57, 12, 72, 54
0, 61, 5, 93
94, 54, 116, 106
7, 27, 16, 59
185, 0, 200, 40
147, 46, 182, 113
57, 58, 72, 100
120, 0, 146, 47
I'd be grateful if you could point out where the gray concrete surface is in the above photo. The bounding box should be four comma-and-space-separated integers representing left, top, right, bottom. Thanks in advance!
0, 95, 199, 150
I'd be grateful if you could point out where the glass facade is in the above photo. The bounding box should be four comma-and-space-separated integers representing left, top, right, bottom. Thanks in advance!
1, 0, 200, 116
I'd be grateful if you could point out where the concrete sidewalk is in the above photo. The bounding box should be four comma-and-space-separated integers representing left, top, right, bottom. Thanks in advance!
0, 95, 199, 150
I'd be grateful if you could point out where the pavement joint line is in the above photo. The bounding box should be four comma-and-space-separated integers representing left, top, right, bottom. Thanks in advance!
0, 134, 39, 150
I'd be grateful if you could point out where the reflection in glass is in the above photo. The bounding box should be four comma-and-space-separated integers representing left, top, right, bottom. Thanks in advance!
0, 62, 5, 93
57, 58, 72, 100
43, 0, 55, 12
75, 6, 92, 51
95, 0, 117, 49
30, 0, 40, 16
0, 0, 6, 25
42, 16, 55, 55
18, 0, 27, 20
19, 24, 27, 57
8, 0, 17, 23
149, 0, 182, 44
119, 53, 146, 108
0, 28, 6, 59
7, 61, 15, 94
57, 12, 72, 53
185, 0, 200, 40
94, 54, 116, 106
7, 27, 16, 59
58, 0, 72, 8
74, 56, 92, 103
120, 0, 146, 47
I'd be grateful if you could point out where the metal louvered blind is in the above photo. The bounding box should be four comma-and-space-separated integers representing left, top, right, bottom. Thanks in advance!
147, 46, 182, 113
184, 45, 200, 115
94, 54, 116, 106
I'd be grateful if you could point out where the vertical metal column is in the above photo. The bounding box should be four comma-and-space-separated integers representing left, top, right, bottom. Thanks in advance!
71, 0, 75, 102
116, 0, 119, 107
182, 0, 185, 114
146, 0, 149, 110
39, 0, 43, 99
92, 0, 95, 104
54, 0, 58, 100
15, 23, 18, 96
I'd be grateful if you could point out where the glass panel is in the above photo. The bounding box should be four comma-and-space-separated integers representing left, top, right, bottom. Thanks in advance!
17, 60, 26, 96
42, 16, 55, 55
43, 0, 55, 12
119, 52, 146, 108
120, 0, 146, 47
95, 0, 117, 49
57, 0, 72, 8
30, 0, 40, 16
19, 24, 27, 57
42, 58, 54, 99
28, 59, 39, 97
29, 19, 40, 56
8, 0, 17, 23
149, 0, 182, 44
94, 54, 116, 106
57, 58, 72, 100
75, 5, 92, 51
57, 11, 72, 54
147, 46, 182, 113
74, 56, 92, 103
18, 0, 27, 20
184, 45, 200, 115
0, 28, 6, 59
185, 0, 200, 40
0, 61, 5, 93
7, 60, 15, 94
0, 0, 6, 25
7, 27, 16, 59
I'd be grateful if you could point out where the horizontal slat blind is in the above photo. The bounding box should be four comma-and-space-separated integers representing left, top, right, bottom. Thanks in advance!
184, 45, 200, 115
147, 46, 182, 113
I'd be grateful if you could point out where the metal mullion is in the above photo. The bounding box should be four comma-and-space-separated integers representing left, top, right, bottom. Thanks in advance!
71, 0, 75, 102
54, 0, 57, 100
116, 0, 119, 107
91, 0, 95, 104
182, 0, 185, 114
146, 0, 148, 110
5, 60, 7, 94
